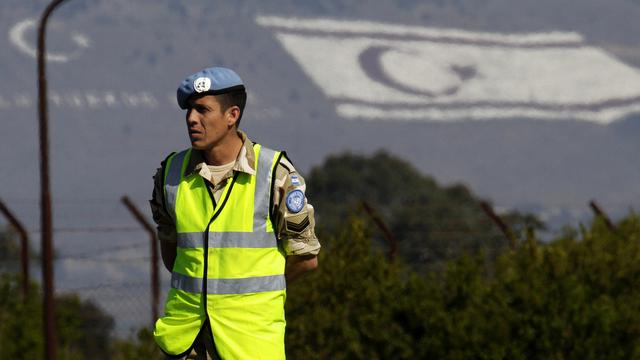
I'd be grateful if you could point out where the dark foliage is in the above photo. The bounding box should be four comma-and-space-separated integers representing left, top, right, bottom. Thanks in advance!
307, 151, 542, 271
287, 214, 640, 359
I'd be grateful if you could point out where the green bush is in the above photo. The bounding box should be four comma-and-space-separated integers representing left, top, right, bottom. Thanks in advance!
0, 274, 114, 359
3, 211, 639, 359
111, 327, 162, 360
307, 151, 543, 271
286, 214, 640, 359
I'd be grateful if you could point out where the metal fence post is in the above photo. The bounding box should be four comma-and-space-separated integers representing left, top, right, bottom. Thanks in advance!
479, 201, 516, 250
0, 198, 30, 297
37, 1, 71, 358
360, 200, 398, 260
589, 200, 617, 234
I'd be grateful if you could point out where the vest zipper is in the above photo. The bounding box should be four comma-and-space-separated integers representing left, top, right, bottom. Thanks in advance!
196, 172, 239, 357
202, 172, 240, 305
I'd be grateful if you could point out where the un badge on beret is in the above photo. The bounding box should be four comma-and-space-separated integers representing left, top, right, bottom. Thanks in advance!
286, 190, 305, 213
193, 77, 211, 93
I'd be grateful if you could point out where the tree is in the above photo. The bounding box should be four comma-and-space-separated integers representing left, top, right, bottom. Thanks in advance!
286, 217, 425, 359
111, 327, 163, 360
0, 224, 39, 274
0, 226, 21, 260
306, 151, 541, 271
286, 212, 640, 359
0, 273, 115, 359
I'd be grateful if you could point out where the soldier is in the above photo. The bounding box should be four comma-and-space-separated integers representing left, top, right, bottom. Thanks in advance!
149, 66, 320, 359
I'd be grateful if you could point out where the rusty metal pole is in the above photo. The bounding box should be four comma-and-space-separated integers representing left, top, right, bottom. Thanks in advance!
121, 195, 160, 325
0, 198, 30, 297
38, 1, 69, 358
589, 200, 617, 233
360, 200, 398, 260
479, 201, 516, 250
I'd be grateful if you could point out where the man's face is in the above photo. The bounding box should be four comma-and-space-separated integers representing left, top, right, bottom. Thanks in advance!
185, 94, 235, 151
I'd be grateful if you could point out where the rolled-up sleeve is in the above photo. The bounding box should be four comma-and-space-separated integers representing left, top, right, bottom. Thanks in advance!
150, 164, 177, 245
272, 157, 321, 256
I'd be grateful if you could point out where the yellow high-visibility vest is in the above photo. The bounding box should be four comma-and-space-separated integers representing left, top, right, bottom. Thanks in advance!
154, 144, 286, 359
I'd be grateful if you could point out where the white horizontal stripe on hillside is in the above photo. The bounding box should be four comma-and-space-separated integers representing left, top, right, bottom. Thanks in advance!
256, 15, 584, 45
336, 103, 640, 125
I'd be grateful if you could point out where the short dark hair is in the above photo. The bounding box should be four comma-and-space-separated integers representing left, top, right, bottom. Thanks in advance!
217, 89, 247, 127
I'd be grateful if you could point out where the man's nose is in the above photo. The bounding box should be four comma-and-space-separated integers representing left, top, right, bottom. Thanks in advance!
186, 109, 197, 125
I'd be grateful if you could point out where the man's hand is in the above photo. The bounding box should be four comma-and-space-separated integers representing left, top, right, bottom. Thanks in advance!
285, 255, 318, 283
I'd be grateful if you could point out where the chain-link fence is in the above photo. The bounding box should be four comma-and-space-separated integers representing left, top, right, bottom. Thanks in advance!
60, 281, 167, 337
0, 218, 170, 340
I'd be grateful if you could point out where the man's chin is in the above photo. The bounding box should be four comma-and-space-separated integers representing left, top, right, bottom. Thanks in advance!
190, 142, 206, 150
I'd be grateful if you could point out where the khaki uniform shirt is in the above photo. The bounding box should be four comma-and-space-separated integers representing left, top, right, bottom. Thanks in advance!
150, 131, 321, 256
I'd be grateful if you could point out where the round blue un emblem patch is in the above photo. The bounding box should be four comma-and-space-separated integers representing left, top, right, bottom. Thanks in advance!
286, 190, 305, 213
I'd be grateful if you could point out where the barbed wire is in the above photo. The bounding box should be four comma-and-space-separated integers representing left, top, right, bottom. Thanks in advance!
59, 241, 148, 257
7, 216, 586, 235
58, 256, 152, 263
60, 281, 149, 292
27, 226, 146, 233
1, 196, 638, 209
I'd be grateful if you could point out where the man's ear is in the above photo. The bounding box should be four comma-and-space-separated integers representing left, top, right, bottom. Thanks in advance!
227, 106, 241, 127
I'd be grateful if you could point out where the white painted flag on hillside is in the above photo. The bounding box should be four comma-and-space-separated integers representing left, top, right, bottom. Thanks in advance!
256, 16, 640, 124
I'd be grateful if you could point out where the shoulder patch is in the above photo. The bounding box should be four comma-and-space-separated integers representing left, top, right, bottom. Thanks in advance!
290, 174, 301, 186
285, 189, 305, 213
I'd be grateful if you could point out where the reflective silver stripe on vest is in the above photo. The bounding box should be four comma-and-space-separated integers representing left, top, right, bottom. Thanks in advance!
254, 146, 276, 233
165, 149, 189, 224
174, 145, 279, 250
172, 272, 286, 294
177, 231, 277, 248
171, 271, 203, 293
169, 146, 283, 295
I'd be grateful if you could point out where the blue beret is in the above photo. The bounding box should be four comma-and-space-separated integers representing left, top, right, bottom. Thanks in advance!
176, 67, 245, 109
